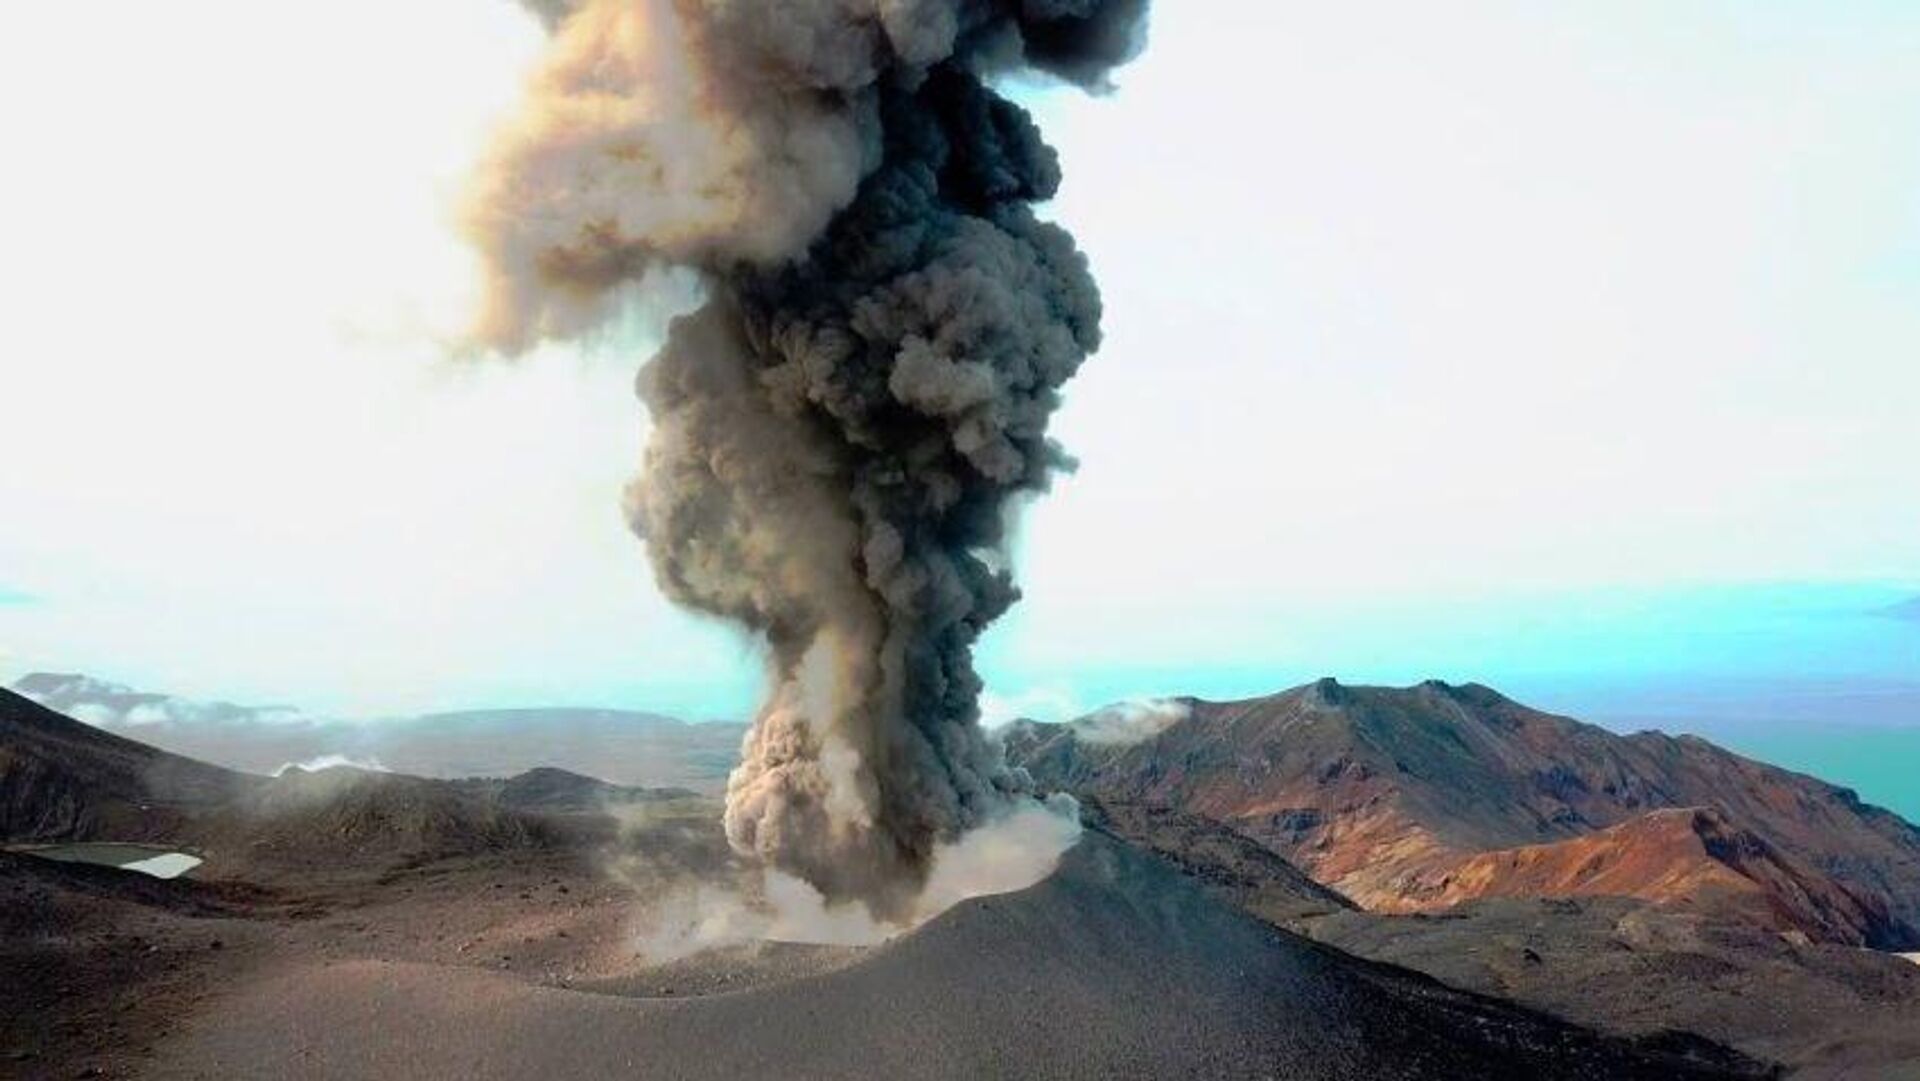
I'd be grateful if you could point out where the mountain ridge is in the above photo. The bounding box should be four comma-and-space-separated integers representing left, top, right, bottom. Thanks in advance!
1004, 678, 1920, 948
0, 687, 257, 843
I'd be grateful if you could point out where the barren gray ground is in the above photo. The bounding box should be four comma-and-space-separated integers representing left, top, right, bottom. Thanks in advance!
113, 836, 1748, 1081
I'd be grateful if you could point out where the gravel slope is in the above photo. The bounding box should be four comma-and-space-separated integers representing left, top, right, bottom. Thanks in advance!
142, 836, 1757, 1081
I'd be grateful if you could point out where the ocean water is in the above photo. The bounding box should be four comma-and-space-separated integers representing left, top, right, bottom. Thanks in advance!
1695, 726, 1920, 825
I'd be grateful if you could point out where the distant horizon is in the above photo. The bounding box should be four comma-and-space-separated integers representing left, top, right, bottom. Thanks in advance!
14, 651, 1920, 826
12, 577, 1914, 724
15, 657, 1919, 724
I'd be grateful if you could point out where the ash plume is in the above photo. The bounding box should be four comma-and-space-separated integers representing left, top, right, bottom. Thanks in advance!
467, 0, 1148, 919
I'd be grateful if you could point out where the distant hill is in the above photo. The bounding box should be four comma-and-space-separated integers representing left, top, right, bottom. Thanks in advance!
1004, 678, 1920, 948
372, 708, 744, 791
448, 766, 696, 812
10, 673, 746, 793
0, 690, 705, 878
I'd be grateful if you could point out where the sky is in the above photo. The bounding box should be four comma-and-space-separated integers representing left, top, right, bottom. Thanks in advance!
1, 1, 1916, 732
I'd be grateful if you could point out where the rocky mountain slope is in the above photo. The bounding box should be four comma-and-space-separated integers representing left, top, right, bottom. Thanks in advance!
0, 688, 256, 842
1095, 801, 1920, 1079
1078, 795, 1356, 924
0, 690, 669, 879
1384, 806, 1898, 946
1004, 678, 1920, 947
1305, 896, 1920, 1081
198, 767, 560, 877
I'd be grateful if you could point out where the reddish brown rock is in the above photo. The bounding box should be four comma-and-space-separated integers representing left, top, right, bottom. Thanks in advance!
1005, 679, 1920, 948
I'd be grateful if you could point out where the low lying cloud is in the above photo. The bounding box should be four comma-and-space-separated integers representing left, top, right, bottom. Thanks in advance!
1070, 698, 1191, 746
58, 696, 235, 730
16, 672, 302, 728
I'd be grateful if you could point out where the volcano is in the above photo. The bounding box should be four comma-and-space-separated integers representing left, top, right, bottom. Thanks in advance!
3, 689, 1764, 1080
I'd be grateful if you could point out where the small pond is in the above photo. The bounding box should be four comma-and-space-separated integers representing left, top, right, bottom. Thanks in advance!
17, 842, 204, 880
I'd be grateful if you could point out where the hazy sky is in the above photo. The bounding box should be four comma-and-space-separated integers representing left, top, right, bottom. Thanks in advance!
1, 1, 1916, 721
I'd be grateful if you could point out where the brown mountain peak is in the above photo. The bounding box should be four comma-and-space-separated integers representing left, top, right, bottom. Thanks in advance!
1008, 679, 1920, 949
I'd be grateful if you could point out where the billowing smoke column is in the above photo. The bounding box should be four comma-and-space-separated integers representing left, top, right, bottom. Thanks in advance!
467, 0, 1147, 919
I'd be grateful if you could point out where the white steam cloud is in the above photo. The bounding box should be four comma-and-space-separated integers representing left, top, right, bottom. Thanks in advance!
632, 794, 1082, 962
1070, 697, 1190, 746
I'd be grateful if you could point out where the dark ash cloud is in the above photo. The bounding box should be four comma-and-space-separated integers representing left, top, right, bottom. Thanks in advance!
473, 0, 1150, 918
